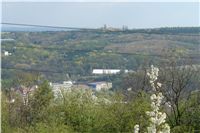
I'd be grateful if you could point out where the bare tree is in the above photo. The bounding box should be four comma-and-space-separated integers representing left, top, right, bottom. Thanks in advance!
159, 60, 200, 127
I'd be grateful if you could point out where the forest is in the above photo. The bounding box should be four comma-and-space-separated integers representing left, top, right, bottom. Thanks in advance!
2, 27, 200, 82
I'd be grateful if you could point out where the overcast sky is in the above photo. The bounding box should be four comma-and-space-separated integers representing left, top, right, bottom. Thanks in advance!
2, 2, 200, 28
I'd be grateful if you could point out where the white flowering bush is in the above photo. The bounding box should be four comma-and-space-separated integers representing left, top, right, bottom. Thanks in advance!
134, 124, 140, 133
134, 65, 170, 133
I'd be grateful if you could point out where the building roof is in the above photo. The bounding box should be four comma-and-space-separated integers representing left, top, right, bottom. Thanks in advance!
92, 69, 129, 74
92, 69, 121, 74
88, 81, 112, 85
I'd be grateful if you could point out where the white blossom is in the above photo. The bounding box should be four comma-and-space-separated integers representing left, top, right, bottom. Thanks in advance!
134, 65, 170, 133
134, 124, 140, 133
157, 82, 162, 88
165, 102, 171, 108
146, 65, 170, 133
9, 99, 15, 103
127, 88, 132, 91
162, 124, 171, 133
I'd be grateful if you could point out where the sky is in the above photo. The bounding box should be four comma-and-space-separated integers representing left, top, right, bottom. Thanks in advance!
1, 2, 200, 29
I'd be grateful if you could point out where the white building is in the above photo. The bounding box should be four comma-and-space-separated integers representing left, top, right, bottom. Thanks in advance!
50, 81, 73, 99
87, 82, 112, 91
92, 69, 128, 75
4, 51, 12, 56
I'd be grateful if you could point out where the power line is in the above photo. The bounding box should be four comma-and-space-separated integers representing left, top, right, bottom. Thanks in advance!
2, 22, 200, 36
1, 66, 74, 74
1, 22, 98, 31
115, 52, 200, 59
2, 23, 200, 58
2, 45, 100, 52
1, 23, 200, 72
2, 44, 200, 59
2, 45, 199, 74
2, 52, 199, 74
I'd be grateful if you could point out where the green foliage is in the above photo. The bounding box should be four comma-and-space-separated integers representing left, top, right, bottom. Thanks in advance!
5, 123, 74, 133
1, 92, 11, 133
2, 83, 200, 132
29, 80, 54, 124
167, 91, 200, 133
171, 125, 194, 133
1, 87, 152, 133
27, 122, 74, 133
59, 90, 150, 133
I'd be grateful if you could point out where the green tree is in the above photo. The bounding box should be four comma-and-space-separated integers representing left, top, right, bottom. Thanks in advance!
1, 92, 11, 133
29, 80, 54, 125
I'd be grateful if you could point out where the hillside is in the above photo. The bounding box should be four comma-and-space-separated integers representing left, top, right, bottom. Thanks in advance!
1, 27, 200, 81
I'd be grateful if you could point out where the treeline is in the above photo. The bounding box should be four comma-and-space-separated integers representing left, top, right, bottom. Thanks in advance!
127, 27, 200, 35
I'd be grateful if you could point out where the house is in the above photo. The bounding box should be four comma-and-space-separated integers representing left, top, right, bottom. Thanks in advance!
92, 69, 129, 75
87, 81, 112, 91
50, 81, 73, 98
72, 83, 91, 90
4, 51, 12, 56
50, 81, 73, 90
1, 38, 15, 42
92, 69, 120, 74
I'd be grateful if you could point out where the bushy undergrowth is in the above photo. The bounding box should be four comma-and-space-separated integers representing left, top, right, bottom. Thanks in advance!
1, 65, 200, 133
1, 83, 151, 133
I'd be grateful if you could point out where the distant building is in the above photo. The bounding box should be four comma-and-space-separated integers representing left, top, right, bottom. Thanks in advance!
50, 81, 73, 98
122, 25, 128, 31
103, 24, 107, 30
1, 38, 15, 42
87, 82, 112, 91
4, 51, 12, 56
92, 69, 128, 75
50, 81, 73, 90
101, 24, 121, 31
72, 83, 91, 90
